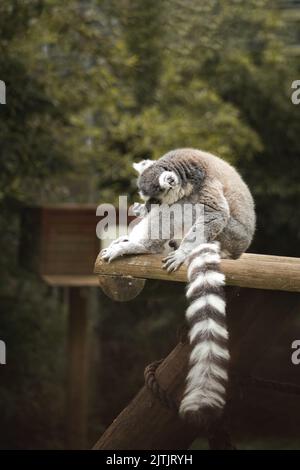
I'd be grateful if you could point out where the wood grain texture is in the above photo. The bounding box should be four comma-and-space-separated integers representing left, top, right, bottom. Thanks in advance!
94, 252, 300, 293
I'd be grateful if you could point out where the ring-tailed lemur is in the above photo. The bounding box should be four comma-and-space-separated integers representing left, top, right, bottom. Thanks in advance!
101, 148, 255, 425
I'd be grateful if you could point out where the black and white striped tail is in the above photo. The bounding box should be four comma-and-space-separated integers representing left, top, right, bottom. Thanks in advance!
179, 242, 229, 426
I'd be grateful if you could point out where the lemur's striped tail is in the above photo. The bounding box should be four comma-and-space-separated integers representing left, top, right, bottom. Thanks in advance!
179, 242, 229, 426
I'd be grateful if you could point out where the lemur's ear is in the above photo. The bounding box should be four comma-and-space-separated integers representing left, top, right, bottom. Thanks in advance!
159, 171, 179, 189
132, 159, 154, 174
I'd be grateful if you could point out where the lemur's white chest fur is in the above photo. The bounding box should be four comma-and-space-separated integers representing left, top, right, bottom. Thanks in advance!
129, 198, 203, 255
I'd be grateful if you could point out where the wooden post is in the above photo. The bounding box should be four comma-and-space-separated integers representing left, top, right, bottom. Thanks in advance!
92, 289, 240, 450
93, 341, 199, 450
66, 287, 89, 449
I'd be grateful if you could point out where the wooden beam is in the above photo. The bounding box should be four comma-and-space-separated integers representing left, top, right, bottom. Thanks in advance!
93, 289, 246, 450
94, 253, 300, 293
93, 342, 198, 450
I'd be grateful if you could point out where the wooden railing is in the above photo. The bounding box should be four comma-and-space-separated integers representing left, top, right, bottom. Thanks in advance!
95, 253, 300, 293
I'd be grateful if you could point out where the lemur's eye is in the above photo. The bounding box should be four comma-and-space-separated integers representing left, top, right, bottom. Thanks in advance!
159, 171, 178, 189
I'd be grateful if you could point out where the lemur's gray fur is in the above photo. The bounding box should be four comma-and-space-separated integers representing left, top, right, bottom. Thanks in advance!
101, 148, 255, 426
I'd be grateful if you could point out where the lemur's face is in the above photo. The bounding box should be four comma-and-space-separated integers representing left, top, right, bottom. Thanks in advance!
137, 164, 181, 204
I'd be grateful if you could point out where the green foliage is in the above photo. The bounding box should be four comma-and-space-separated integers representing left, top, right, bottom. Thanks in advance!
0, 1, 69, 449
0, 274, 67, 449
0, 1, 71, 204
125, 0, 166, 107
0, 205, 67, 449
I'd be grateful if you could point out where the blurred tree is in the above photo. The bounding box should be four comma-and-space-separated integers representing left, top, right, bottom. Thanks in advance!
0, 1, 69, 449
164, 0, 300, 255
16, 0, 263, 203
125, 0, 165, 108
0, 0, 70, 205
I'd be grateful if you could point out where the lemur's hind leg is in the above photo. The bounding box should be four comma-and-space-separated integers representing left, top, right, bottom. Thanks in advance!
217, 217, 252, 260
163, 204, 229, 272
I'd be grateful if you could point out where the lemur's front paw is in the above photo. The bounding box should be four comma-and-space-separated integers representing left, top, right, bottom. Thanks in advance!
100, 245, 122, 262
100, 239, 129, 263
100, 236, 130, 259
162, 249, 186, 273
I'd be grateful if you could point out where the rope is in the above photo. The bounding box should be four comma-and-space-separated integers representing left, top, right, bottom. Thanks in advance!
144, 359, 235, 450
144, 359, 300, 450
144, 359, 178, 412
144, 360, 300, 413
